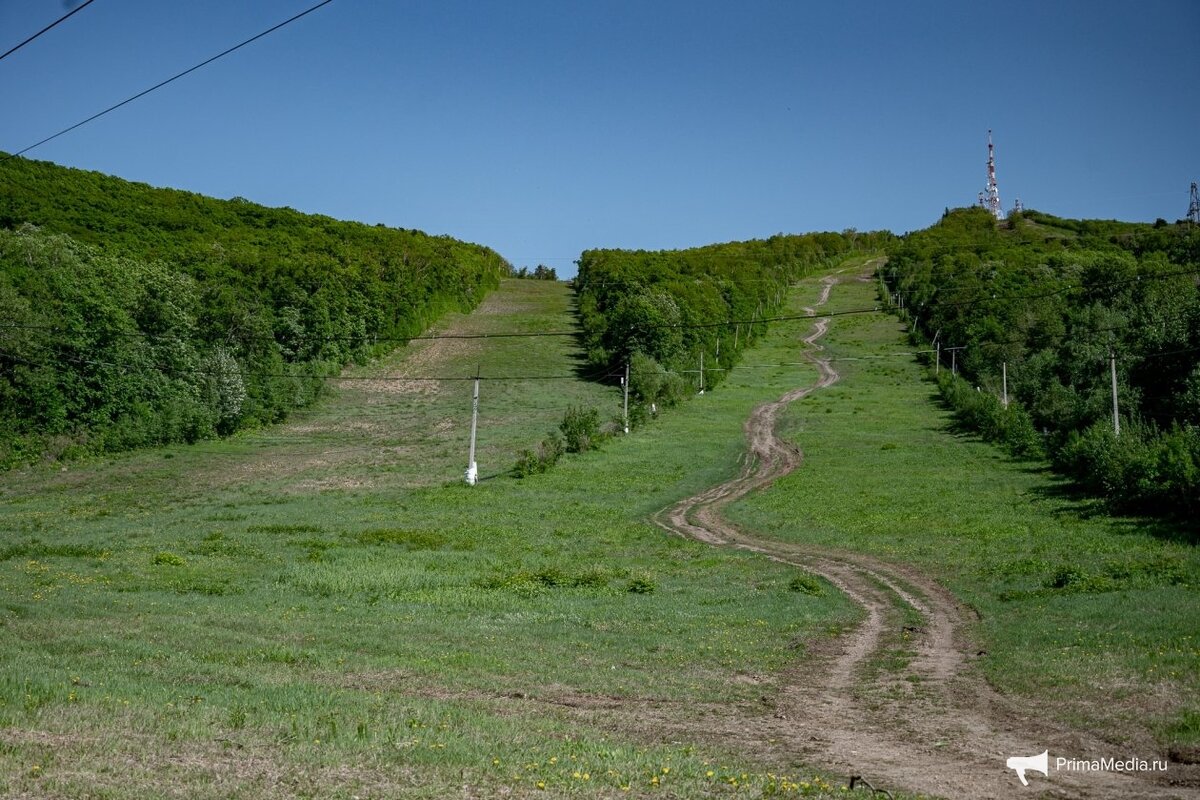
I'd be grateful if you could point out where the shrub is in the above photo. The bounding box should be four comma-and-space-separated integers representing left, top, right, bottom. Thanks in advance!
938, 374, 1044, 459
625, 576, 656, 594
513, 432, 565, 477
787, 574, 824, 595
560, 406, 603, 454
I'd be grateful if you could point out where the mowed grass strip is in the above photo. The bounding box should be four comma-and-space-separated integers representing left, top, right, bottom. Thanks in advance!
727, 271, 1200, 755
0, 275, 874, 797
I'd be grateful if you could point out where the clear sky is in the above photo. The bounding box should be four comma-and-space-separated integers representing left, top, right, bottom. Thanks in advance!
2, 1, 1198, 276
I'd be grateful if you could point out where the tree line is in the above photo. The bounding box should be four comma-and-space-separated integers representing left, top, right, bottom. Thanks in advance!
0, 155, 509, 466
884, 207, 1200, 518
573, 230, 891, 421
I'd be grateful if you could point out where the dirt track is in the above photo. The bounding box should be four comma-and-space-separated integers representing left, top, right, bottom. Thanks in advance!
651, 266, 1194, 799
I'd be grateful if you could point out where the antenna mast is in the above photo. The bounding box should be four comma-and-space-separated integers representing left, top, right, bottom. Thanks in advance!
981, 129, 1004, 219
1188, 182, 1200, 225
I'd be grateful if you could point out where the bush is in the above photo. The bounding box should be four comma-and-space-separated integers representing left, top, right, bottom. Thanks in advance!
787, 574, 824, 595
559, 406, 603, 454
513, 432, 565, 477
938, 373, 1044, 459
625, 576, 656, 594
1058, 421, 1200, 516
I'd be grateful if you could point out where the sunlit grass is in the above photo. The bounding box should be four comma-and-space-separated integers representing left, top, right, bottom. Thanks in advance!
728, 272, 1200, 752
0, 275, 869, 798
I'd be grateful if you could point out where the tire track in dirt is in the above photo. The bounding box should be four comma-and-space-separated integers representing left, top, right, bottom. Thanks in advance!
652, 265, 1190, 799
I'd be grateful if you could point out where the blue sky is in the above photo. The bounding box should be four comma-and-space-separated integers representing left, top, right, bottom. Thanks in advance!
2, 1, 1198, 275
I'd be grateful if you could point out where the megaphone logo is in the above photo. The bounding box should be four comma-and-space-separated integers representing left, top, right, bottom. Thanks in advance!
1006, 750, 1049, 786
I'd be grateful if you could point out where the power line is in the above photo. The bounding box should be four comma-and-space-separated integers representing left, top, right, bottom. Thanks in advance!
0, 0, 99, 63
891, 267, 1200, 314
1, 266, 1194, 348
1, 0, 335, 163
0, 346, 622, 385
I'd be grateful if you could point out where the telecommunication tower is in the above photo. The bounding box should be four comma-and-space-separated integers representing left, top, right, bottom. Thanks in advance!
980, 130, 1004, 219
1188, 182, 1200, 225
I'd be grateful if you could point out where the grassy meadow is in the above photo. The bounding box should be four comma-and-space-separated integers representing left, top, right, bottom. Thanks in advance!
2, 264, 1194, 799
0, 277, 865, 798
727, 271, 1200, 756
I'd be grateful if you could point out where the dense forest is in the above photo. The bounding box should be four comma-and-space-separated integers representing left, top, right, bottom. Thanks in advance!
0, 155, 509, 466
574, 231, 891, 417
884, 207, 1200, 516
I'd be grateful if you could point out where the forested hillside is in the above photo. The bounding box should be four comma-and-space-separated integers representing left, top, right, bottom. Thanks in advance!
574, 231, 890, 416
884, 207, 1200, 516
0, 155, 509, 466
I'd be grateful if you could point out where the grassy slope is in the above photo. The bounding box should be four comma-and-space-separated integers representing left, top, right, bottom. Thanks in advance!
0, 277, 861, 799
6, 263, 1191, 798
728, 271, 1200, 753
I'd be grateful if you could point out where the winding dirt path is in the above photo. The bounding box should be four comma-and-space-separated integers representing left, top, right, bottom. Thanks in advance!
651, 266, 1191, 799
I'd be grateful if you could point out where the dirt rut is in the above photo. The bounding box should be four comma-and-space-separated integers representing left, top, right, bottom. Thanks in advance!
651, 268, 1192, 799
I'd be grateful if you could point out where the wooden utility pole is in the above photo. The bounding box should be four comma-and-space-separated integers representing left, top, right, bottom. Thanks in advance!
465, 367, 480, 485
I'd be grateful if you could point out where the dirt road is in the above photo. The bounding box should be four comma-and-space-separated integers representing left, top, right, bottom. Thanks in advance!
652, 266, 1192, 799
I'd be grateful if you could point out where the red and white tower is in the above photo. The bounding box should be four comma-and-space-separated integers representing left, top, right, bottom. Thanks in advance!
981, 129, 1004, 219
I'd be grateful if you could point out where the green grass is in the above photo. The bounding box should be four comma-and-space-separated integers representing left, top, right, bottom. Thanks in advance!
727, 270, 1200, 752
0, 277, 867, 798
5, 265, 1189, 797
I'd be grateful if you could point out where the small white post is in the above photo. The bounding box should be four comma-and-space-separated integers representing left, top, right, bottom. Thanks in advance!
698, 351, 705, 394
1002, 361, 1009, 409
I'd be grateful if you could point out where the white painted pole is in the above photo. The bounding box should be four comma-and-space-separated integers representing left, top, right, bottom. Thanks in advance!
1002, 361, 1008, 409
622, 360, 630, 434
465, 369, 480, 485
1111, 350, 1120, 437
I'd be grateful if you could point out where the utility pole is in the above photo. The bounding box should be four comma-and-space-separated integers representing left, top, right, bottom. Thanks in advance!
622, 360, 630, 434
1110, 350, 1121, 437
698, 351, 705, 394
1002, 361, 1009, 409
465, 366, 480, 485
948, 346, 960, 377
